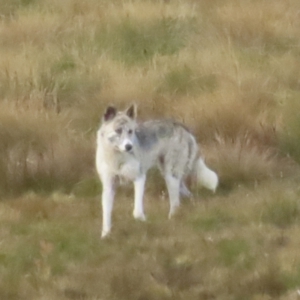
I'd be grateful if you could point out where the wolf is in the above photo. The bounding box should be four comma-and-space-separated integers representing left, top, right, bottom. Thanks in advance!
96, 104, 218, 238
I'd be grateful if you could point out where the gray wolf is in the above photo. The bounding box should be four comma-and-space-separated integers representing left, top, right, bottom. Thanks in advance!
96, 104, 218, 238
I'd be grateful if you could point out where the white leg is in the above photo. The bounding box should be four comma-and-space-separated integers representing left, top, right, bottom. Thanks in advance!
180, 181, 192, 198
165, 174, 181, 219
133, 174, 146, 221
101, 177, 115, 238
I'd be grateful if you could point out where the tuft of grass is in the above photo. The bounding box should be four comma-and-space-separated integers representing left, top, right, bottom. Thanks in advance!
0, 0, 36, 19
190, 208, 234, 232
95, 18, 189, 65
207, 136, 282, 189
0, 112, 94, 196
279, 96, 300, 164
231, 268, 282, 299
282, 265, 300, 291
51, 54, 77, 74
217, 238, 253, 268
261, 190, 300, 228
72, 177, 102, 198
215, 1, 299, 54
0, 240, 40, 298
158, 66, 217, 96
38, 67, 103, 111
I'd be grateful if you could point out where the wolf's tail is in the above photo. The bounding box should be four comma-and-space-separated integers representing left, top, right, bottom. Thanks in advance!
196, 158, 218, 193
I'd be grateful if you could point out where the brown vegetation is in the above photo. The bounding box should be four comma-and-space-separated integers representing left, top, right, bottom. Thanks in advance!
0, 0, 300, 299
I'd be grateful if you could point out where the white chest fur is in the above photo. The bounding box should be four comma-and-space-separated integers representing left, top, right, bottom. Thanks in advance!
97, 147, 141, 182
117, 156, 141, 181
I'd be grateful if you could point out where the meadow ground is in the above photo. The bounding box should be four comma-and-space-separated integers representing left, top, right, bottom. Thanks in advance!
1, 0, 300, 299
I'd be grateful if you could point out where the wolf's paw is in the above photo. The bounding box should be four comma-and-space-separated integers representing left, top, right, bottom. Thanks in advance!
133, 212, 146, 221
101, 230, 110, 239
168, 206, 180, 219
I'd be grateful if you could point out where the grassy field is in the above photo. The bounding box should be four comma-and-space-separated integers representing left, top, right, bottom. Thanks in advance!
1, 0, 300, 299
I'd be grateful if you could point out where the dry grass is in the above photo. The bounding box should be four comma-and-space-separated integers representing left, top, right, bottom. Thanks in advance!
0, 0, 300, 298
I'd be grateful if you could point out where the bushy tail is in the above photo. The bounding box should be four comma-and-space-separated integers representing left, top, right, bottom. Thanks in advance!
196, 158, 218, 192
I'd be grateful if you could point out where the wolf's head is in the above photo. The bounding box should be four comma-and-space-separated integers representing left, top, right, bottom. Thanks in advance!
99, 104, 138, 153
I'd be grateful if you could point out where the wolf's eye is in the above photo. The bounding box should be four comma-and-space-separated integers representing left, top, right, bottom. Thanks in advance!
128, 129, 133, 134
115, 128, 122, 135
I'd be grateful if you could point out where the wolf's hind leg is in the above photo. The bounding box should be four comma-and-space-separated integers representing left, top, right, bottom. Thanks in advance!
165, 174, 181, 219
180, 181, 192, 198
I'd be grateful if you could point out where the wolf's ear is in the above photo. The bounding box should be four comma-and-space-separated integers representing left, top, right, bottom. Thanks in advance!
103, 106, 117, 122
125, 104, 137, 119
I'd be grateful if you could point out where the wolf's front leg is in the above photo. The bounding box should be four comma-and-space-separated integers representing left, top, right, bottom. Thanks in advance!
133, 174, 146, 221
101, 176, 115, 238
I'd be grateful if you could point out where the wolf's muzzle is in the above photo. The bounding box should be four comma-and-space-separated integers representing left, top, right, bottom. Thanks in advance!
125, 144, 133, 152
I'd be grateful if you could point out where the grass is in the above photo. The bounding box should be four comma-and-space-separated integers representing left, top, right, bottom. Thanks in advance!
261, 189, 300, 228
94, 17, 189, 65
0, 0, 300, 299
1, 184, 300, 299
279, 97, 300, 164
157, 65, 218, 96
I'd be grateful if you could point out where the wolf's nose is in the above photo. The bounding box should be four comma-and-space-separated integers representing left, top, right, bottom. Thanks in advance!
125, 144, 132, 152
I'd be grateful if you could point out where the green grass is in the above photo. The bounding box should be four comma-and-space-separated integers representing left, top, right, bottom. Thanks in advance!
217, 238, 253, 268
190, 208, 234, 232
158, 66, 218, 96
279, 96, 300, 164
1, 183, 300, 299
262, 194, 300, 228
95, 18, 189, 65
